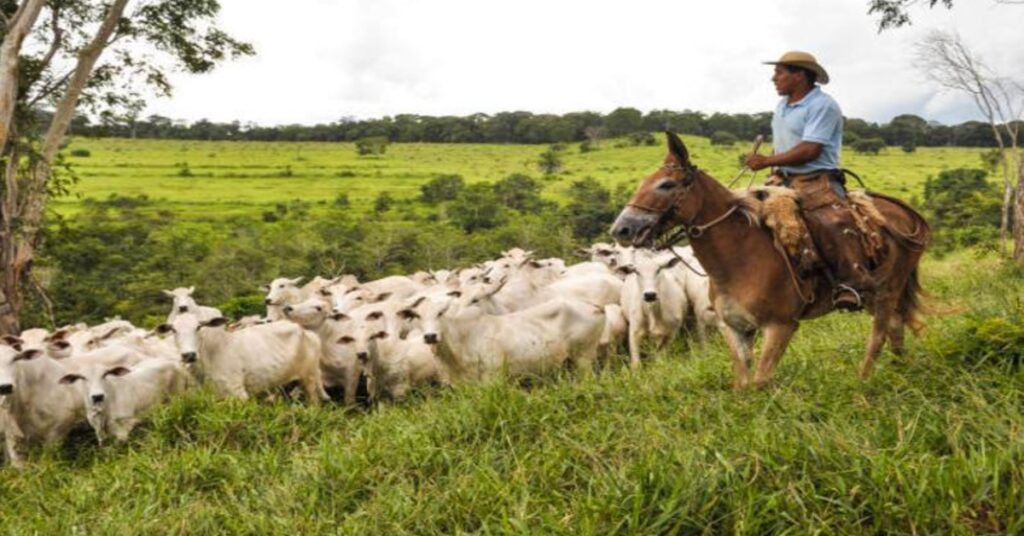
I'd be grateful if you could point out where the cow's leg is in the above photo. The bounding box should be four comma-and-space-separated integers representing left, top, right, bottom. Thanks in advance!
628, 325, 643, 370
343, 368, 360, 406
4, 429, 24, 469
720, 325, 754, 390
860, 312, 890, 380
752, 322, 798, 388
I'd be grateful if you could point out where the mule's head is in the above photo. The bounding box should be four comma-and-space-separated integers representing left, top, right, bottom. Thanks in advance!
610, 132, 702, 247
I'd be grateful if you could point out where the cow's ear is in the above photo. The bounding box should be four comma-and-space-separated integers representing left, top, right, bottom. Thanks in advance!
372, 331, 387, 340
329, 312, 350, 322
409, 296, 427, 309
154, 324, 175, 335
162, 289, 175, 297
46, 329, 69, 342
290, 276, 304, 286
365, 311, 384, 321
259, 284, 270, 292
186, 286, 195, 295
616, 265, 636, 275
103, 366, 131, 378
201, 317, 230, 329
446, 290, 462, 298
663, 256, 682, 269
397, 309, 419, 320
372, 292, 392, 303
13, 349, 43, 362
319, 288, 332, 297
59, 373, 84, 385
50, 340, 71, 350
1, 335, 23, 349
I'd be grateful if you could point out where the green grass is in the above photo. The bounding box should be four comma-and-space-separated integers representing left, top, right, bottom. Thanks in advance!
2, 250, 1022, 533
58, 137, 983, 220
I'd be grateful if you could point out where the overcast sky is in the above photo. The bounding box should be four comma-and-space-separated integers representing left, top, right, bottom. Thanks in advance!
144, 0, 1024, 126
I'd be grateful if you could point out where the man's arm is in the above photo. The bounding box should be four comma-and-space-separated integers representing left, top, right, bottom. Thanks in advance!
745, 141, 823, 171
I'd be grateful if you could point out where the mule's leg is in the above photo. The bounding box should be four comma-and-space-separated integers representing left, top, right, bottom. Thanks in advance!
860, 313, 890, 380
886, 315, 906, 357
720, 325, 755, 389
752, 322, 798, 388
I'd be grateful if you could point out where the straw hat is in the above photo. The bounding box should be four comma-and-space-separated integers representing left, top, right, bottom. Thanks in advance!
763, 51, 829, 84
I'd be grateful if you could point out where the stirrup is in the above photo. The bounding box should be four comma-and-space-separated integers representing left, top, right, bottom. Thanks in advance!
832, 284, 863, 311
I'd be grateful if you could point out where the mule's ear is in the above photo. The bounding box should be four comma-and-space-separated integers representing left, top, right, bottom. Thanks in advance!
665, 131, 689, 165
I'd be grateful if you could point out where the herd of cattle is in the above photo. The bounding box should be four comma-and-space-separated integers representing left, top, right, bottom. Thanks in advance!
0, 244, 719, 467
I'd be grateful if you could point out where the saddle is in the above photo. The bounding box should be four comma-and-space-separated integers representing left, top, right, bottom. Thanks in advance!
745, 173, 888, 281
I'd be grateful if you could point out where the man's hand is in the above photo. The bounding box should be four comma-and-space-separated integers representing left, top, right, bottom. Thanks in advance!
745, 153, 771, 171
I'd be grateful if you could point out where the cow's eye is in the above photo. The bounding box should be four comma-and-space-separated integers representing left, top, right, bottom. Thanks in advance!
315, 306, 322, 312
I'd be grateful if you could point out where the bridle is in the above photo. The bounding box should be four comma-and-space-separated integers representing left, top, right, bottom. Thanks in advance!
626, 162, 739, 245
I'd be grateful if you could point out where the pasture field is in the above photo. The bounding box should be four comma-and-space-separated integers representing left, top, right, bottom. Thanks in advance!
1, 249, 1023, 534
59, 136, 983, 219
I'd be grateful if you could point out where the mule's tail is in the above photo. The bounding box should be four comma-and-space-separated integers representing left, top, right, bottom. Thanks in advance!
898, 267, 926, 335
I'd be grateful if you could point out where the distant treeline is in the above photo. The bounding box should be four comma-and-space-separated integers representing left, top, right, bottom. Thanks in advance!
70, 108, 1010, 148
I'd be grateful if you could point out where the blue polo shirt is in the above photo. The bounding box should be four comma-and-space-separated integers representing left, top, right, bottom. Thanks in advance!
771, 86, 843, 174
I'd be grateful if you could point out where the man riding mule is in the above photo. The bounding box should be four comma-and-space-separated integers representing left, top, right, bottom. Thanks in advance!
609, 131, 929, 389
744, 51, 872, 311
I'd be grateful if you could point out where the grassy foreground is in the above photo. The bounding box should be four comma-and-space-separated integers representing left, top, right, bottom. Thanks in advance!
1, 250, 1022, 534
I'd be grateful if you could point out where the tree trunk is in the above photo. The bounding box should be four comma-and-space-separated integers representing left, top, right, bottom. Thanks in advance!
1014, 153, 1024, 263
0, 0, 46, 153
0, 0, 130, 333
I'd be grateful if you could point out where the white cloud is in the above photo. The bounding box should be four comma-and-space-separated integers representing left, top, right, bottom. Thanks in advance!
145, 0, 1024, 125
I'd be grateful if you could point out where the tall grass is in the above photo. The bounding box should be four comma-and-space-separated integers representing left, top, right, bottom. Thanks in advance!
1, 250, 1021, 533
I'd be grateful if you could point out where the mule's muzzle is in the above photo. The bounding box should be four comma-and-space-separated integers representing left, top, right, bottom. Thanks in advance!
610, 209, 658, 247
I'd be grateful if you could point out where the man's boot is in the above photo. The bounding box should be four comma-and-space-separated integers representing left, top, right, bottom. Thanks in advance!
803, 204, 875, 312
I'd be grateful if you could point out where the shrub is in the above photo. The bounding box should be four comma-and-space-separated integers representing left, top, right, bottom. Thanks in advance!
355, 136, 389, 156
334, 193, 350, 207
710, 131, 738, 146
852, 138, 886, 154
628, 131, 657, 146
219, 294, 267, 319
70, 148, 91, 157
176, 162, 193, 177
420, 174, 464, 203
374, 192, 393, 214
923, 168, 1002, 251
336, 170, 357, 178
494, 174, 545, 213
579, 140, 596, 153
943, 309, 1024, 367
448, 183, 508, 232
537, 148, 563, 175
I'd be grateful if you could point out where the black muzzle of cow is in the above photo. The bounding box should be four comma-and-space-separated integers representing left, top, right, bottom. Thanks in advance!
91, 393, 105, 404
0, 383, 12, 395
181, 352, 198, 364
356, 351, 369, 363
643, 291, 658, 303
423, 333, 438, 345
178, 305, 189, 313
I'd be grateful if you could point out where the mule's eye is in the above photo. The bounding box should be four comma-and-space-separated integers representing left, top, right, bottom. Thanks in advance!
657, 181, 677, 190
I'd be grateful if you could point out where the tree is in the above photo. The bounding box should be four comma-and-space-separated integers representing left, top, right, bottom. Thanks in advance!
420, 174, 464, 203
493, 173, 545, 213
710, 131, 738, 146
0, 0, 252, 333
563, 178, 616, 240
915, 30, 1024, 261
448, 183, 507, 233
868, 0, 953, 31
605, 107, 642, 136
355, 136, 389, 156
852, 138, 887, 154
537, 147, 563, 175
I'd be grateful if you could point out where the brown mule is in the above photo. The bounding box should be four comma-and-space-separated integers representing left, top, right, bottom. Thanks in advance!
610, 132, 930, 389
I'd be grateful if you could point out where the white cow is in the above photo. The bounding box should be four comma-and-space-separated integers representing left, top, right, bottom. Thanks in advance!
164, 287, 223, 322
396, 291, 605, 384
283, 298, 364, 405
329, 275, 423, 314
263, 277, 307, 321
158, 313, 327, 403
57, 358, 189, 444
618, 250, 688, 368
670, 246, 721, 344
342, 310, 444, 403
0, 344, 144, 467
